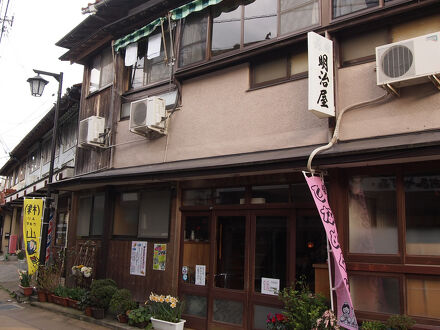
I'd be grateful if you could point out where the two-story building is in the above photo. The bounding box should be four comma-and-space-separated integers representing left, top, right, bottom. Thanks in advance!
53, 0, 440, 328
0, 84, 81, 257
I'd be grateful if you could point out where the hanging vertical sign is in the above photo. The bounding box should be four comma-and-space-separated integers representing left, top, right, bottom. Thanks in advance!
23, 198, 44, 274
303, 173, 358, 329
45, 207, 55, 265
308, 32, 335, 118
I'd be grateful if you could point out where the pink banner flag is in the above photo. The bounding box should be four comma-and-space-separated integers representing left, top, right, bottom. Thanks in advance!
304, 172, 358, 330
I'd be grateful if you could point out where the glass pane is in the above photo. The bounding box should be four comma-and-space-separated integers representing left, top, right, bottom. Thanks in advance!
77, 196, 92, 236
290, 51, 308, 76
333, 0, 379, 18
291, 183, 313, 204
91, 194, 105, 236
55, 213, 67, 246
213, 299, 243, 325
121, 103, 130, 119
280, 0, 319, 35
254, 305, 283, 330
252, 185, 289, 203
296, 215, 327, 292
255, 216, 287, 293
405, 175, 440, 256
90, 55, 100, 93
113, 192, 139, 236
253, 57, 287, 84
341, 29, 388, 63
407, 278, 440, 319
185, 216, 210, 242
131, 40, 146, 89
138, 190, 171, 238
348, 176, 398, 254
215, 187, 245, 205
211, 3, 241, 56
350, 274, 400, 314
179, 11, 208, 67
215, 216, 245, 290
100, 48, 114, 87
182, 189, 212, 206
244, 0, 277, 46
183, 295, 207, 318
145, 31, 172, 84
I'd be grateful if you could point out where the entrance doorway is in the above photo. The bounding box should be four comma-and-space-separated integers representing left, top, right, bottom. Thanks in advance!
179, 208, 327, 329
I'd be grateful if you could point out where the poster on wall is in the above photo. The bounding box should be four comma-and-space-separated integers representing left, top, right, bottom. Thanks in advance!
23, 198, 44, 275
153, 244, 167, 271
261, 277, 280, 295
130, 241, 147, 276
195, 265, 206, 286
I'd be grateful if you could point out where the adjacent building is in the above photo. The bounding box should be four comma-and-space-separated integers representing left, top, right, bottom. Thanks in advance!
46, 0, 440, 328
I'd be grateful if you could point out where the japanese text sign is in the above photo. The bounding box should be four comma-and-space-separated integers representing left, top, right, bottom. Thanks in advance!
23, 198, 44, 274
308, 32, 335, 118
304, 173, 358, 329
153, 244, 167, 271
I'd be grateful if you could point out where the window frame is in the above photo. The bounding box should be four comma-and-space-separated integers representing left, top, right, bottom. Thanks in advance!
112, 191, 140, 238
76, 193, 106, 238
88, 47, 114, 95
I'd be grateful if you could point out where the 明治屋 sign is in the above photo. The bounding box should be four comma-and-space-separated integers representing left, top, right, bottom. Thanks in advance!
308, 31, 335, 118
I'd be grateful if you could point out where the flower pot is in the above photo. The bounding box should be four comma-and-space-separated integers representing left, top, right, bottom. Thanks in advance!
85, 306, 93, 317
53, 295, 68, 307
47, 293, 54, 303
91, 307, 105, 319
67, 298, 79, 309
117, 313, 128, 323
37, 290, 47, 302
150, 317, 186, 330
19, 285, 33, 297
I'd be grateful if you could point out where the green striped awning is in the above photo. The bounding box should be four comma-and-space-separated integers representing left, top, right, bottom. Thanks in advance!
170, 0, 224, 20
114, 17, 164, 52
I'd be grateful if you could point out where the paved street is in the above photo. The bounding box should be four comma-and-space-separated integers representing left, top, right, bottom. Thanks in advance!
0, 260, 109, 330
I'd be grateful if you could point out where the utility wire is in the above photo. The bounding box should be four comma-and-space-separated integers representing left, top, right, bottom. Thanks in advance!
0, 0, 11, 45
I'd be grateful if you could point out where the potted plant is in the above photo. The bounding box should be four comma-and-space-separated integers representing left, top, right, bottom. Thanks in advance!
90, 282, 117, 319
16, 249, 27, 272
67, 287, 87, 309
312, 310, 340, 330
52, 285, 69, 307
266, 313, 289, 329
128, 306, 152, 328
109, 289, 137, 323
147, 292, 185, 330
18, 270, 33, 296
78, 290, 93, 317
361, 320, 387, 330
386, 315, 415, 330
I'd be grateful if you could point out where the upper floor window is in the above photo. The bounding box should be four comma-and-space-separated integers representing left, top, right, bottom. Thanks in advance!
61, 116, 78, 152
90, 48, 113, 93
28, 150, 40, 174
333, 0, 379, 18
179, 0, 319, 67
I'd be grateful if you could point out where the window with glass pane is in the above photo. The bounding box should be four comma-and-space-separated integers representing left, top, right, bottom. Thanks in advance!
215, 216, 245, 289
333, 0, 379, 18
77, 196, 92, 236
138, 189, 171, 239
179, 11, 208, 67
211, 1, 241, 56
244, 0, 277, 46
183, 216, 210, 285
215, 187, 245, 204
255, 216, 287, 293
28, 150, 40, 173
113, 192, 139, 236
182, 189, 212, 206
407, 277, 440, 319
213, 298, 243, 325
291, 182, 314, 204
290, 51, 308, 76
405, 175, 440, 256
350, 274, 400, 314
183, 294, 207, 317
55, 213, 67, 246
252, 185, 290, 203
280, 0, 319, 35
340, 29, 388, 64
253, 57, 288, 85
89, 48, 113, 93
348, 176, 398, 254
91, 193, 105, 236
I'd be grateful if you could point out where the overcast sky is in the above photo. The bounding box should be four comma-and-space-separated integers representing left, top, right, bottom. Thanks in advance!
0, 0, 88, 169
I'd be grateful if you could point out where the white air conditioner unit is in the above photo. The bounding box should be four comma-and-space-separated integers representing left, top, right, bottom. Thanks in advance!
376, 31, 440, 88
78, 116, 105, 148
129, 97, 167, 138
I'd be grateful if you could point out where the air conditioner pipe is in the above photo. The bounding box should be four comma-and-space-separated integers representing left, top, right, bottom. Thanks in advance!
306, 91, 391, 174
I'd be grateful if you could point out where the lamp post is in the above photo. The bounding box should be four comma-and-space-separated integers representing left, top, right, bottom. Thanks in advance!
27, 69, 63, 265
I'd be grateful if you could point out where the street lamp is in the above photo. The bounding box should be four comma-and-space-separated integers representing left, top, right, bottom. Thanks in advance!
27, 69, 63, 265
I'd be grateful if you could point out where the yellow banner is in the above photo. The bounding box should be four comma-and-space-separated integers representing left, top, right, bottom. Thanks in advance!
23, 198, 44, 274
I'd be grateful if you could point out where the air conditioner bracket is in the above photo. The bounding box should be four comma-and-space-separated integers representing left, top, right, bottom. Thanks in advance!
428, 75, 440, 91
381, 84, 400, 97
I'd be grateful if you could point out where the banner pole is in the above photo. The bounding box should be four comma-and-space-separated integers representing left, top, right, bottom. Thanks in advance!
326, 238, 334, 311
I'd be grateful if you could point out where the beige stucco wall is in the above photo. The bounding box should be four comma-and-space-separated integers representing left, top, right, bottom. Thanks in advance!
337, 62, 440, 141
113, 64, 329, 168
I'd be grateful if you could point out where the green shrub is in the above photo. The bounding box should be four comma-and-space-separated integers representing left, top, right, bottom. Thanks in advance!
67, 287, 88, 301
90, 278, 117, 291
128, 306, 151, 326
386, 315, 415, 330
90, 285, 117, 310
109, 289, 137, 316
361, 320, 387, 330
278, 278, 328, 330
78, 290, 92, 310
53, 285, 69, 298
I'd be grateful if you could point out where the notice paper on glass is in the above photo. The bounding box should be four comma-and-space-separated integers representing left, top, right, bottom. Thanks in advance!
261, 277, 280, 295
125, 42, 138, 66
195, 265, 206, 286
130, 241, 147, 276
147, 33, 162, 59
